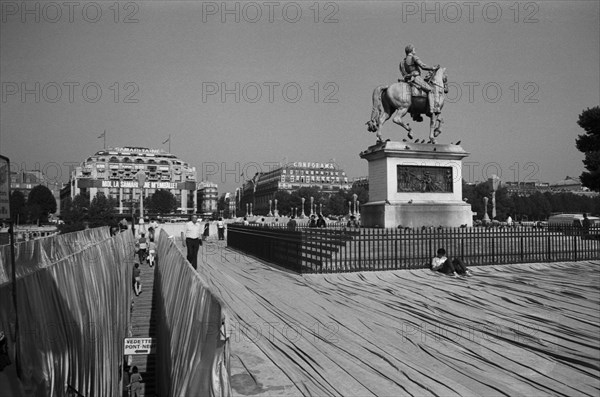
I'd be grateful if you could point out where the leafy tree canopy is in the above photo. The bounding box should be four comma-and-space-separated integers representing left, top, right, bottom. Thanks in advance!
575, 106, 600, 192
27, 185, 56, 222
9, 190, 26, 223
148, 189, 177, 215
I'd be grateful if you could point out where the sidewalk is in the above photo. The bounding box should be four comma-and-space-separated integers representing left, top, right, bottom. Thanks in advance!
129, 260, 157, 396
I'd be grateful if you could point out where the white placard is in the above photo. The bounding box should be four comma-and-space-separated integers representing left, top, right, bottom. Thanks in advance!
124, 337, 156, 355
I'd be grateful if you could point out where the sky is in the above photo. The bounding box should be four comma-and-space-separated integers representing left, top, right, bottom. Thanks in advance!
1, 0, 599, 195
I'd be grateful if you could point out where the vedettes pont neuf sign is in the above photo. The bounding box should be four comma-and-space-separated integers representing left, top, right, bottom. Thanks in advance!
124, 337, 156, 355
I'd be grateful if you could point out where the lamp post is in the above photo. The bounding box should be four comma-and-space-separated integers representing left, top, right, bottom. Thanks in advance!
491, 175, 500, 220
483, 196, 490, 223
136, 170, 146, 220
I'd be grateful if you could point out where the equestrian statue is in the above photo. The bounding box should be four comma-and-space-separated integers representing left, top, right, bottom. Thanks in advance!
367, 44, 448, 144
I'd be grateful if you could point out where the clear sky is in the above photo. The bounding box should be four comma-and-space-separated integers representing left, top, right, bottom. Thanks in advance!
1, 0, 598, 195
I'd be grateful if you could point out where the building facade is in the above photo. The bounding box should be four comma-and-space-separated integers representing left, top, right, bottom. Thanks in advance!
504, 177, 598, 197
240, 161, 352, 211
197, 181, 218, 217
64, 147, 202, 215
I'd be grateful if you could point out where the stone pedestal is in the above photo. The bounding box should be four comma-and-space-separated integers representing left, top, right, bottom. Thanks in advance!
359, 141, 473, 228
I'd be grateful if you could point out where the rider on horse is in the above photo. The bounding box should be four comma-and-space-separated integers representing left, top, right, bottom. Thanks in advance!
400, 44, 440, 118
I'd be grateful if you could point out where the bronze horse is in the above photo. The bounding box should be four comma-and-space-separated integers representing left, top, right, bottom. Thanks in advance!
367, 67, 448, 143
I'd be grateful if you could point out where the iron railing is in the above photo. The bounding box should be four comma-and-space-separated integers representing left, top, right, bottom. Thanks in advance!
227, 224, 600, 274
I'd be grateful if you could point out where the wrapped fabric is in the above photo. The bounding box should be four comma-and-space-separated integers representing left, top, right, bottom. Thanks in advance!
0, 227, 134, 396
155, 229, 232, 397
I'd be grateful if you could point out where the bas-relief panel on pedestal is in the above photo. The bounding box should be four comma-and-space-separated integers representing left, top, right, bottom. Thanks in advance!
397, 165, 453, 193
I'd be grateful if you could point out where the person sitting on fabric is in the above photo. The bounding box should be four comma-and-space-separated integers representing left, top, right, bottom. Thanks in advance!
431, 247, 472, 278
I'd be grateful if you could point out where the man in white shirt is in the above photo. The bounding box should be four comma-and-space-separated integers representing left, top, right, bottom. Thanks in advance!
217, 217, 225, 240
431, 247, 471, 277
181, 215, 202, 269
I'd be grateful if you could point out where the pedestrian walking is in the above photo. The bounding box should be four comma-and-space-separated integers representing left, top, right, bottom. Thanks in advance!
287, 216, 297, 231
203, 221, 210, 242
133, 262, 142, 296
148, 240, 156, 267
137, 233, 148, 263
181, 215, 202, 270
127, 366, 143, 397
317, 214, 327, 228
217, 217, 225, 240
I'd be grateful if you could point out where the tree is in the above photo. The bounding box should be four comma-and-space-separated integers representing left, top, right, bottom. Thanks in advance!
147, 189, 177, 215
325, 190, 347, 215
290, 187, 323, 215
273, 190, 291, 216
462, 180, 513, 220
9, 190, 26, 224
59, 194, 89, 233
27, 185, 57, 223
88, 192, 118, 227
575, 106, 600, 192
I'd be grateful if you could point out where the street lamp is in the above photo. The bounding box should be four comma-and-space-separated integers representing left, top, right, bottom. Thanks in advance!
136, 170, 146, 221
